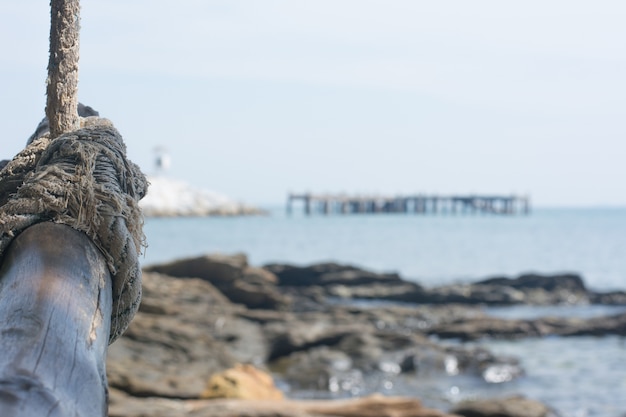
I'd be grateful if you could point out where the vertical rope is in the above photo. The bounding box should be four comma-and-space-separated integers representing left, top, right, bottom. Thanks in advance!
46, 0, 81, 138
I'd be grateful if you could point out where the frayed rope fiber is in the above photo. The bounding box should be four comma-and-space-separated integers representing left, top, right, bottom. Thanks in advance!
0, 117, 148, 344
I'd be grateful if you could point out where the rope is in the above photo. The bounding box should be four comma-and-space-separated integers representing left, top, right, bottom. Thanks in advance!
0, 117, 148, 343
46, 0, 81, 137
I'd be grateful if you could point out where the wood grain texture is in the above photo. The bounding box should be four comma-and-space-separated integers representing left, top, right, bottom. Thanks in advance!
0, 223, 111, 416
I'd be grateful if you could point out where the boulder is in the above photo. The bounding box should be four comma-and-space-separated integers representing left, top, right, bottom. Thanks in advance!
145, 253, 248, 284
202, 364, 284, 400
146, 254, 291, 310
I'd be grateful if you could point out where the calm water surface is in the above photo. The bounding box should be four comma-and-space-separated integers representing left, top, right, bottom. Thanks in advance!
144, 207, 626, 290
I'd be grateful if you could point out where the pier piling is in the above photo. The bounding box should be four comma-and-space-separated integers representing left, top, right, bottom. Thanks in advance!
287, 193, 531, 216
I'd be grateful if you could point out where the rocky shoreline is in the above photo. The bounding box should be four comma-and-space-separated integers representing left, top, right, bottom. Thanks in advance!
107, 254, 626, 416
139, 177, 266, 217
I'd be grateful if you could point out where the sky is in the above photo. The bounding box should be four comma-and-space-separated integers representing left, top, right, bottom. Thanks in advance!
1, 1, 625, 207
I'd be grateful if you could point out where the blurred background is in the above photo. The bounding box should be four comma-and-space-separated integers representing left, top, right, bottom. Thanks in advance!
1, 1, 625, 207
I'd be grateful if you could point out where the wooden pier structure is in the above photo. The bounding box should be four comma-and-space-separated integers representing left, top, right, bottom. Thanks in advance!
287, 193, 531, 216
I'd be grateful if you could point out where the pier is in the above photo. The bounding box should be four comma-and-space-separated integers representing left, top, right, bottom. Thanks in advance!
287, 193, 530, 216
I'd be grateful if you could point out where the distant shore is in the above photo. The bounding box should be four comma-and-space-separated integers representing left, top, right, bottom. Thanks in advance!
140, 176, 266, 217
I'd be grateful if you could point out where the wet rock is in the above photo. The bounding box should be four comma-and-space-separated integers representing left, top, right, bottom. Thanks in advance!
451, 395, 557, 417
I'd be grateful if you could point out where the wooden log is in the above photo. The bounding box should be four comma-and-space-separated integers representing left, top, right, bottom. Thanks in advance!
0, 222, 112, 417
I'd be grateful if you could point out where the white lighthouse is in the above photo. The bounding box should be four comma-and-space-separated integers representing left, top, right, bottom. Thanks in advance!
153, 146, 171, 176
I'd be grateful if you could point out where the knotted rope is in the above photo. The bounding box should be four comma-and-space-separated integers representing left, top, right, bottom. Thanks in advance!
0, 116, 147, 343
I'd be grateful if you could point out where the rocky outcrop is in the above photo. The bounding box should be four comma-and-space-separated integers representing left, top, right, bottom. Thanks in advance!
267, 262, 625, 307
108, 255, 625, 416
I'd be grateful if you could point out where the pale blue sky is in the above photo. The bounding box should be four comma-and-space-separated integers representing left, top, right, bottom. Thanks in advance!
1, 1, 625, 206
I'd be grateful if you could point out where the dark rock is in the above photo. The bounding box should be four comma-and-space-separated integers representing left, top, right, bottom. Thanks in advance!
590, 290, 626, 305
272, 346, 357, 391
266, 319, 371, 360
269, 265, 596, 308
146, 253, 248, 284
558, 311, 626, 336
428, 311, 626, 341
478, 273, 586, 292
428, 317, 541, 341
417, 284, 527, 305
145, 254, 291, 310
265, 262, 405, 287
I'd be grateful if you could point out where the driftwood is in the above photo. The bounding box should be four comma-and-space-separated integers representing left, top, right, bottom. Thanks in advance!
0, 223, 112, 416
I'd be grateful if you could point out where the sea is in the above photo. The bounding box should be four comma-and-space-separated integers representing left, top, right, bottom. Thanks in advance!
143, 207, 626, 417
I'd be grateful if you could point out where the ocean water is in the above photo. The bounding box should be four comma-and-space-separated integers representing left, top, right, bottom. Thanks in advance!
143, 207, 626, 291
142, 207, 626, 416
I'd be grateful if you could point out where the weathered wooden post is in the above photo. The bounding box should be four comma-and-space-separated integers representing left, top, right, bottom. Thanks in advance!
0, 0, 146, 415
0, 223, 112, 416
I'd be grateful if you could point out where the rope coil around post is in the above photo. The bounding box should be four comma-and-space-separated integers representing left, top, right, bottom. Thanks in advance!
0, 117, 148, 343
